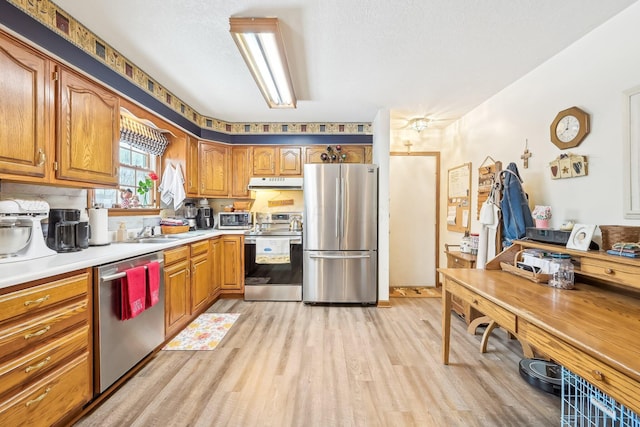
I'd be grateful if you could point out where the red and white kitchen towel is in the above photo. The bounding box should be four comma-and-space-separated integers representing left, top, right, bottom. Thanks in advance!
120, 261, 160, 320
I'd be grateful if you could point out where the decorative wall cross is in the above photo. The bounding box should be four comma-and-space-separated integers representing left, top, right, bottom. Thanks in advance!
521, 139, 532, 169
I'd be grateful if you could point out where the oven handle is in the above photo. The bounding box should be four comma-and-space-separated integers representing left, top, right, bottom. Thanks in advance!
100, 260, 165, 282
245, 238, 302, 245
309, 254, 371, 260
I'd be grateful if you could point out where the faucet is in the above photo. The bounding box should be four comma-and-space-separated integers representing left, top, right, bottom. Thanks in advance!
136, 226, 153, 238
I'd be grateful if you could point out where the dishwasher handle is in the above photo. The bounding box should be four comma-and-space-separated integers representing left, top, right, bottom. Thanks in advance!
100, 259, 165, 282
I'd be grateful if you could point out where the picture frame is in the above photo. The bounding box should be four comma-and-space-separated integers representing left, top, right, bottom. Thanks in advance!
566, 223, 597, 251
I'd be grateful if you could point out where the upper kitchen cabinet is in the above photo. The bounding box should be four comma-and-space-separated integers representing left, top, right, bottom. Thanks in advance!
56, 66, 119, 186
0, 32, 51, 181
252, 146, 302, 176
230, 146, 252, 198
199, 141, 229, 197
304, 145, 371, 164
161, 131, 198, 198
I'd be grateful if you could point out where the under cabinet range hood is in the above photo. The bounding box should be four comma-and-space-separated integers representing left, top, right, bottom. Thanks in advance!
248, 177, 303, 190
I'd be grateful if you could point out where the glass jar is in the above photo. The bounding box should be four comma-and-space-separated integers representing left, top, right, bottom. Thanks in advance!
549, 253, 574, 289
460, 233, 472, 254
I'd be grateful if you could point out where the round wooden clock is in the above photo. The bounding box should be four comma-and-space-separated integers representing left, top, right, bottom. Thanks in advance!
550, 106, 590, 149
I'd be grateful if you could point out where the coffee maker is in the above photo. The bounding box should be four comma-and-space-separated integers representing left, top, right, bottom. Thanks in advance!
196, 206, 213, 229
47, 209, 82, 252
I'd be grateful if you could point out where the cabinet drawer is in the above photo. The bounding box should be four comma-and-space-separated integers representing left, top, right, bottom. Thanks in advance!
445, 279, 516, 332
0, 272, 89, 322
164, 245, 189, 265
447, 255, 473, 268
518, 318, 640, 416
0, 325, 89, 397
580, 258, 640, 289
190, 240, 209, 256
0, 352, 91, 427
0, 300, 87, 361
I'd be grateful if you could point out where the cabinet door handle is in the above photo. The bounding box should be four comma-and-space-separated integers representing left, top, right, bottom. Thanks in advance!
25, 387, 52, 407
472, 299, 479, 305
37, 149, 46, 166
25, 356, 52, 373
24, 325, 51, 340
604, 268, 614, 275
591, 370, 605, 381
24, 295, 50, 307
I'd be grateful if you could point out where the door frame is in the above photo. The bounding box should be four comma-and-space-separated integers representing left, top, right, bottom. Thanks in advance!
389, 151, 441, 287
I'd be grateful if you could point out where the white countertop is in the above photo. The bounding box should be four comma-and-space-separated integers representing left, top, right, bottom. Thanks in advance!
0, 229, 246, 290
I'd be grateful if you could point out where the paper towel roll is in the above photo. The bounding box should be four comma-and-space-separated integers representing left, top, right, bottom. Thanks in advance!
88, 208, 109, 245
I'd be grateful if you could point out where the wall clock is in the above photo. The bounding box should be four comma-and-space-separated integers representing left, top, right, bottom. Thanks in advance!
550, 106, 590, 149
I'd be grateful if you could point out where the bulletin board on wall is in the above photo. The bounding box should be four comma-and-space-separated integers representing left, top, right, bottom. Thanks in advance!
477, 157, 502, 219
447, 162, 471, 233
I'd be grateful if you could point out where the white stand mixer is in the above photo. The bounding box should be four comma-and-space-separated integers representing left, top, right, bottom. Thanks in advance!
0, 200, 57, 264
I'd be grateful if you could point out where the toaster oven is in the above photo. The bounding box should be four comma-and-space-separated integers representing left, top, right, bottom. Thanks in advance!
217, 212, 252, 229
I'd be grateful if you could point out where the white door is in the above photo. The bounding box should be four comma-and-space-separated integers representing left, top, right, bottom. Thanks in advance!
389, 154, 439, 287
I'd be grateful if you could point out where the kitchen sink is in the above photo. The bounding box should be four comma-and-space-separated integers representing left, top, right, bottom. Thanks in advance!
119, 232, 204, 244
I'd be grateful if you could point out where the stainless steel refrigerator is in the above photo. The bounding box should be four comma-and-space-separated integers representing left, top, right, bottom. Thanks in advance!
303, 163, 378, 303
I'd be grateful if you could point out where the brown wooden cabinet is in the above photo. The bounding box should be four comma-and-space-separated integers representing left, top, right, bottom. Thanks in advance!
0, 32, 51, 181
190, 240, 211, 313
230, 146, 252, 198
252, 146, 302, 176
278, 146, 303, 175
304, 145, 371, 164
163, 246, 191, 338
56, 66, 119, 186
444, 244, 481, 325
185, 136, 200, 196
252, 146, 277, 176
0, 270, 92, 426
220, 235, 244, 293
210, 237, 223, 299
199, 141, 229, 197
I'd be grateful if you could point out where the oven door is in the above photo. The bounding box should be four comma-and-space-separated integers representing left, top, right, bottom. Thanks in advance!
244, 236, 302, 301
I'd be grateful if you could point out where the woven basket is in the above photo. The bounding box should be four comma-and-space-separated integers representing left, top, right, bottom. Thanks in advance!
599, 225, 640, 250
161, 225, 189, 234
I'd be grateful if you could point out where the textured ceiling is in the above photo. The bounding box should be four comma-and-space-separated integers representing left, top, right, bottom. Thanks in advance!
51, 0, 637, 125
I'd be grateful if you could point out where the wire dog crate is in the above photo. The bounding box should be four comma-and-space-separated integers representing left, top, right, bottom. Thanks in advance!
562, 367, 640, 427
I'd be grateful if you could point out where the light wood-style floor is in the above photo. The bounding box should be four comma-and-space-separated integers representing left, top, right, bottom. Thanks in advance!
76, 298, 560, 427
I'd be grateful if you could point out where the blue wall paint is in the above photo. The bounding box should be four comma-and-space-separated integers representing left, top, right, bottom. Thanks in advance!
0, 1, 373, 145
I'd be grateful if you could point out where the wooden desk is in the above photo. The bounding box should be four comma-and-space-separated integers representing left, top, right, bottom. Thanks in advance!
440, 267, 640, 416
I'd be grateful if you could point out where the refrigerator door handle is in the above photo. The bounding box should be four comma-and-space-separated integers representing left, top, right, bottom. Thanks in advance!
340, 177, 345, 239
309, 254, 371, 259
335, 177, 340, 238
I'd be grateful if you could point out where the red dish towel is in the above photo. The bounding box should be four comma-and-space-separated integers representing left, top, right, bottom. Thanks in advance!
121, 266, 147, 320
145, 261, 160, 308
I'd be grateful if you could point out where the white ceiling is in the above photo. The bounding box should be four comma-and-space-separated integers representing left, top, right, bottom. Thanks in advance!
52, 0, 636, 126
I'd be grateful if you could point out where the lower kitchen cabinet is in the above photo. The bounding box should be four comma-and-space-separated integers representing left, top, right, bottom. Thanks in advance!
210, 237, 223, 299
220, 235, 245, 293
190, 241, 211, 313
0, 269, 92, 426
163, 246, 191, 338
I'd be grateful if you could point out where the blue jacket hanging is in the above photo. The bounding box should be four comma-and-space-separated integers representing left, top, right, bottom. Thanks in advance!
500, 162, 533, 247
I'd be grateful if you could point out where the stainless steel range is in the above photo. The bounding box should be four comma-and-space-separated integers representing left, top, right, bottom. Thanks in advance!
244, 212, 303, 301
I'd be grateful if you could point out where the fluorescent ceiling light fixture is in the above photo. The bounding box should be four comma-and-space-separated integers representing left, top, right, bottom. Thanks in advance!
230, 17, 296, 109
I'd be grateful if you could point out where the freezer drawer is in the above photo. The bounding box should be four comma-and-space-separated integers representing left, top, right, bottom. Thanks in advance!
303, 250, 377, 304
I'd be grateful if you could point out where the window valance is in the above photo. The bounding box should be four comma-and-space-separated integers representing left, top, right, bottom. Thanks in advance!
119, 108, 170, 156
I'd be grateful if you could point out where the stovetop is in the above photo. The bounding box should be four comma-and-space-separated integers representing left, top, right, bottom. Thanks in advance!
244, 229, 302, 237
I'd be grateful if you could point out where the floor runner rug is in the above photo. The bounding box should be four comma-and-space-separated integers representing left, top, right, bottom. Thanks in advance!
389, 287, 441, 298
163, 313, 240, 351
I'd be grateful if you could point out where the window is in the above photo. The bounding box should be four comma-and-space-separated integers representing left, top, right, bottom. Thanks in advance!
93, 141, 158, 209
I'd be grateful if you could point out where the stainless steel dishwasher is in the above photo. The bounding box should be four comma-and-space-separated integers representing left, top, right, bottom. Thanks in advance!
95, 251, 165, 393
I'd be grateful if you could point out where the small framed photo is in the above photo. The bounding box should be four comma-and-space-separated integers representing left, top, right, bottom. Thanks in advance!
566, 223, 597, 251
